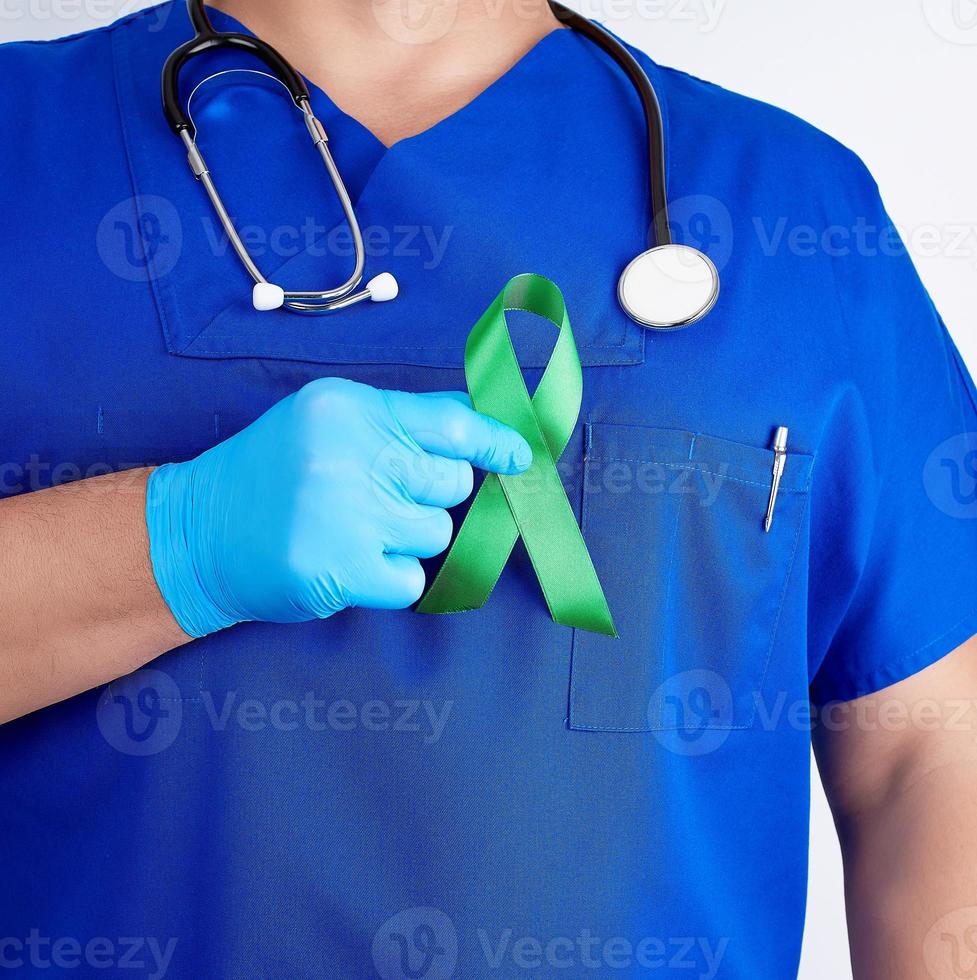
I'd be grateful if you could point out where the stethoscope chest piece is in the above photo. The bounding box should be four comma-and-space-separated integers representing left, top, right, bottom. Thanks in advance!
618, 244, 720, 330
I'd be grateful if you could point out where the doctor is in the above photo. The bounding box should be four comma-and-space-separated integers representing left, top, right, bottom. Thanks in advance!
1, 1, 976, 977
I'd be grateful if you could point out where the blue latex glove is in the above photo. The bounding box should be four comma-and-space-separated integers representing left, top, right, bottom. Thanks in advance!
146, 378, 533, 638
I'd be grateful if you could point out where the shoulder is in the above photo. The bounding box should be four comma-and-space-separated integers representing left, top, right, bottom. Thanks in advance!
0, 3, 182, 198
628, 47, 882, 217
0, 2, 173, 109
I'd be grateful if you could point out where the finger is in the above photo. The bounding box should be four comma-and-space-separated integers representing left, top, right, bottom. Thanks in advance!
386, 390, 532, 476
415, 390, 472, 409
356, 554, 426, 610
383, 504, 453, 559
397, 452, 474, 508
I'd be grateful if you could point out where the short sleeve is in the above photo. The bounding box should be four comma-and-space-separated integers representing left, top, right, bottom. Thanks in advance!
808, 156, 977, 704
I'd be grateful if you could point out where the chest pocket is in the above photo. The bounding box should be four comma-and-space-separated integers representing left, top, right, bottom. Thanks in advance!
569, 423, 813, 733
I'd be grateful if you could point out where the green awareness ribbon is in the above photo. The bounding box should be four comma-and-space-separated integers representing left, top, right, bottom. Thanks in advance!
417, 274, 617, 638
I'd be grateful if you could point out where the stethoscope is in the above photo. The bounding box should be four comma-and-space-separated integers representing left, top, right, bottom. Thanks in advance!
162, 0, 720, 328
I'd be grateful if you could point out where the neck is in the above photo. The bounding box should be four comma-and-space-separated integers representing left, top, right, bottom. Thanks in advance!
209, 0, 561, 145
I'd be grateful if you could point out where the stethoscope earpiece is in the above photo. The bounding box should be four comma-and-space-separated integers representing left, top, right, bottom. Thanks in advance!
366, 272, 399, 303
252, 281, 286, 312
617, 244, 720, 330
252, 273, 399, 312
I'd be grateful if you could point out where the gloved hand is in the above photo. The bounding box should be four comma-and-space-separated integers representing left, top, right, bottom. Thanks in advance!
145, 378, 532, 638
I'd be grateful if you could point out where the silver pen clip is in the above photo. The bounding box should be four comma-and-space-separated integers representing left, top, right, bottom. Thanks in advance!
764, 427, 789, 533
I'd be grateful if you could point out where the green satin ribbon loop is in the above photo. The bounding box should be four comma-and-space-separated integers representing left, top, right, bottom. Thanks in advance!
417, 274, 617, 638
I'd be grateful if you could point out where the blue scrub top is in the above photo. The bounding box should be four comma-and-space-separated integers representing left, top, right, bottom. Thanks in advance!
2, 3, 977, 977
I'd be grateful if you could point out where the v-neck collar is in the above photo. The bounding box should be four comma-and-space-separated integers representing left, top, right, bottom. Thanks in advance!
112, 1, 649, 368
204, 7, 572, 152
347, 28, 571, 152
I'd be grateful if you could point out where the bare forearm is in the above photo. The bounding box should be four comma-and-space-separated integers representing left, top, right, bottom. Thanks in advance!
0, 469, 190, 723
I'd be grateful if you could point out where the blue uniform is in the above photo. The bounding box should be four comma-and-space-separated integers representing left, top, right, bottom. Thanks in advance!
2, 3, 977, 977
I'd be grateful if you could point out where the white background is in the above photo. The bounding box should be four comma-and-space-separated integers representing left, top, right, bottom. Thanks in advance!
3, 2, 975, 977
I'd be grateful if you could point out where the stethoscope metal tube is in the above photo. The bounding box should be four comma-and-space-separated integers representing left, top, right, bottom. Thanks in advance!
163, 0, 719, 327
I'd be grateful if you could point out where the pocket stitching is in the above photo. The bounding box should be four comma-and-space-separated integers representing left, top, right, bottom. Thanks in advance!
588, 458, 813, 494
744, 480, 812, 729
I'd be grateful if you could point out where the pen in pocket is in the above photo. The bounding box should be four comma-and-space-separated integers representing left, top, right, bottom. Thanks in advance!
764, 427, 789, 532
